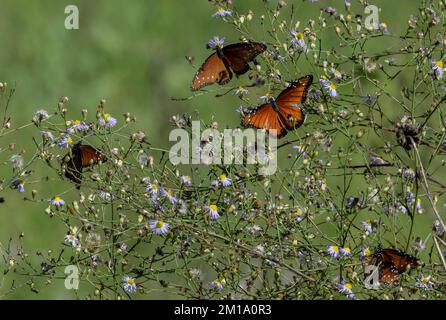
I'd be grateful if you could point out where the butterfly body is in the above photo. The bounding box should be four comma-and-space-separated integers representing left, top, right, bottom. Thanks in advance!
63, 143, 106, 189
241, 75, 313, 138
191, 42, 266, 91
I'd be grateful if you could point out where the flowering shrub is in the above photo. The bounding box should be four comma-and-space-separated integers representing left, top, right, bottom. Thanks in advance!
2, 0, 446, 299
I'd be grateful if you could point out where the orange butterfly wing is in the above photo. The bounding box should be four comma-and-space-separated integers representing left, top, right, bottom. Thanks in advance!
276, 75, 313, 130
79, 145, 104, 167
63, 144, 105, 189
191, 52, 232, 91
379, 263, 400, 285
223, 42, 266, 75
241, 103, 288, 138
380, 248, 419, 273
241, 75, 313, 138
370, 248, 419, 285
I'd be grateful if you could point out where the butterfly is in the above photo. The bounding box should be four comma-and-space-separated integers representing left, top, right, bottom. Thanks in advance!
369, 248, 420, 285
191, 42, 266, 91
241, 75, 313, 138
62, 143, 106, 189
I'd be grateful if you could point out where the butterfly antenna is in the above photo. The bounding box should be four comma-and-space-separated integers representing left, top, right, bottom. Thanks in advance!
171, 92, 206, 101
215, 87, 234, 98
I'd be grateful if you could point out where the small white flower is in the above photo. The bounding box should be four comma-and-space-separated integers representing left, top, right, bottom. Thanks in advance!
122, 275, 137, 293
416, 274, 433, 291
65, 233, 79, 247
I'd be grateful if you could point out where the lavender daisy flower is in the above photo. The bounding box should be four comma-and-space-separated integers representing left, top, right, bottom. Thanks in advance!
336, 281, 355, 299
179, 175, 192, 187
416, 197, 423, 214
233, 86, 249, 96
269, 50, 285, 62
219, 174, 232, 187
330, 68, 343, 81
204, 204, 220, 219
17, 181, 25, 193
416, 274, 433, 291
290, 31, 307, 53
50, 196, 65, 207
122, 275, 137, 293
259, 92, 274, 103
370, 156, 387, 165
308, 89, 322, 101
432, 61, 444, 80
340, 247, 352, 257
64, 233, 79, 247
208, 36, 225, 50
150, 219, 170, 235
57, 135, 73, 149
99, 113, 117, 127
379, 22, 389, 34
398, 204, 408, 214
40, 130, 55, 142
327, 245, 340, 259
360, 220, 374, 233
401, 168, 416, 179
320, 77, 337, 97
68, 120, 90, 133
212, 8, 232, 18
361, 246, 373, 260
33, 109, 49, 122
292, 208, 304, 222
210, 279, 224, 291
292, 145, 307, 155
161, 188, 177, 204
146, 183, 159, 200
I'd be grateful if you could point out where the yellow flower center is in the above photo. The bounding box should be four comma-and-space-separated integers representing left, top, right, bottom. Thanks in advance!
295, 32, 304, 40
69, 235, 75, 241
343, 247, 351, 254
54, 197, 61, 202
422, 277, 429, 284
103, 113, 111, 121
219, 174, 227, 181
293, 208, 303, 216
330, 83, 337, 90
436, 61, 444, 68
156, 220, 165, 228
67, 137, 73, 145
332, 246, 339, 252
364, 248, 372, 256
152, 184, 158, 191
127, 278, 135, 285
345, 283, 353, 290
209, 204, 218, 212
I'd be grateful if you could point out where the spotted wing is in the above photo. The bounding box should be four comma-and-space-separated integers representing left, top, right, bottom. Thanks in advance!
191, 52, 232, 91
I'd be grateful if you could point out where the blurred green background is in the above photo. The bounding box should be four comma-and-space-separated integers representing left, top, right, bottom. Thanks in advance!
0, 0, 429, 299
